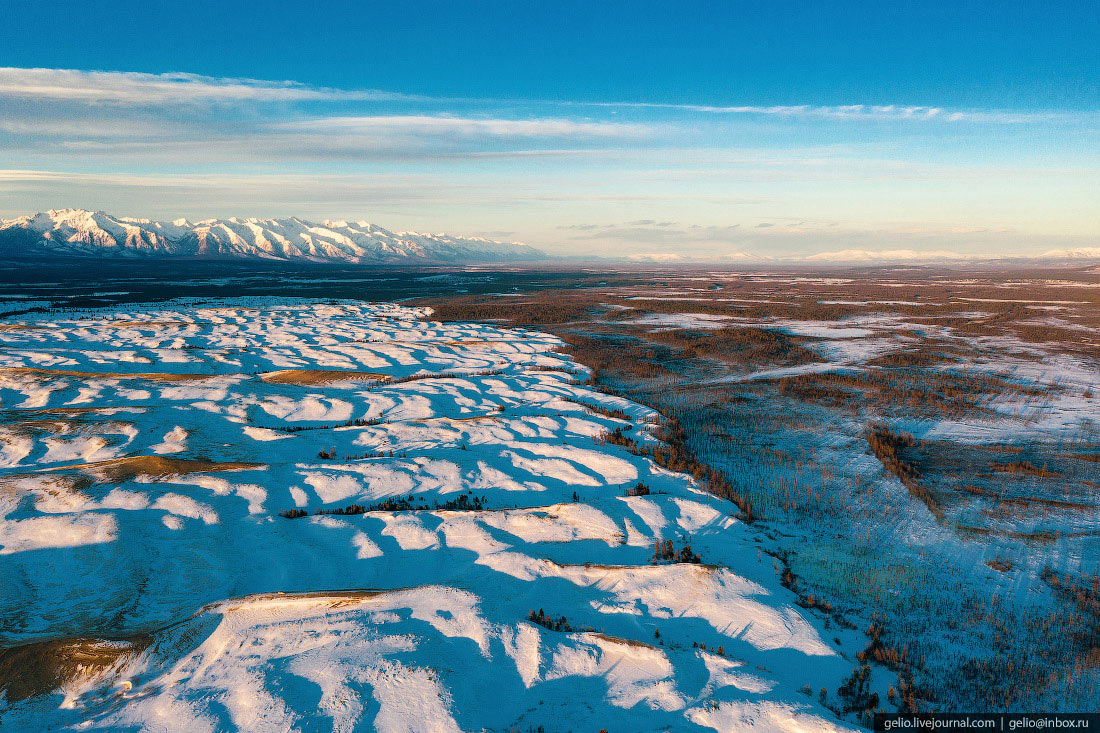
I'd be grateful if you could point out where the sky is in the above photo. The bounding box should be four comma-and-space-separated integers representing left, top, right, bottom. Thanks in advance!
0, 0, 1098, 260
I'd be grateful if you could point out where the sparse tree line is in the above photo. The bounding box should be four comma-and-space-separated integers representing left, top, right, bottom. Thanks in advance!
525, 609, 599, 634
279, 492, 487, 519
776, 368, 1051, 420
866, 424, 942, 519
690, 640, 725, 656
651, 538, 702, 565
317, 446, 393, 460
598, 419, 754, 521
642, 325, 817, 367
991, 460, 1061, 478
561, 397, 632, 422
271, 417, 382, 433
527, 609, 573, 632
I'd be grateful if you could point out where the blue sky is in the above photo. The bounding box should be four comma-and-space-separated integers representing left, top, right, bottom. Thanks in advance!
1, 0, 1097, 259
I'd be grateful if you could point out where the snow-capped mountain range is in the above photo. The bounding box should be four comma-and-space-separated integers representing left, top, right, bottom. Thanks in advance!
0, 209, 544, 263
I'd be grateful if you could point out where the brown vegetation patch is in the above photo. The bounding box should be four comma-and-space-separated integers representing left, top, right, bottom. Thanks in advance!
557, 331, 675, 381
867, 425, 942, 519
955, 525, 1059, 543
867, 349, 949, 368
561, 397, 631, 421
1000, 496, 1092, 511
992, 461, 1062, 479
612, 296, 872, 322
259, 369, 391, 386
422, 293, 600, 325
650, 326, 817, 367
1039, 568, 1100, 674
0, 636, 148, 702
1007, 322, 1097, 347
776, 368, 1044, 417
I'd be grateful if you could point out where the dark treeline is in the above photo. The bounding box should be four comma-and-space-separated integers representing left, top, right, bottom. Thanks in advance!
279, 492, 487, 519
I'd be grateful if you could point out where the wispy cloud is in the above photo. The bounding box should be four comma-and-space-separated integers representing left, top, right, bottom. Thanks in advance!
3, 67, 1090, 126
802, 248, 969, 262
0, 67, 407, 104
0, 118, 172, 137
573, 101, 1091, 125
560, 221, 747, 247
281, 115, 646, 138
0, 68, 650, 165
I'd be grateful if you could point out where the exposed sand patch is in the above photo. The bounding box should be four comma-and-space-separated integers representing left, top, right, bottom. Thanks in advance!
97, 320, 190, 328
0, 636, 149, 702
410, 414, 499, 425
195, 307, 259, 314
441, 339, 498, 347
41, 456, 264, 484
217, 589, 386, 614
259, 369, 392, 386
3, 406, 145, 417
0, 367, 216, 382
590, 632, 658, 650
0, 473, 92, 508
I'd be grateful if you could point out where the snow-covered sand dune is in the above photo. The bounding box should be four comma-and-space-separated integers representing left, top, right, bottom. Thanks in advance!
0, 301, 855, 731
